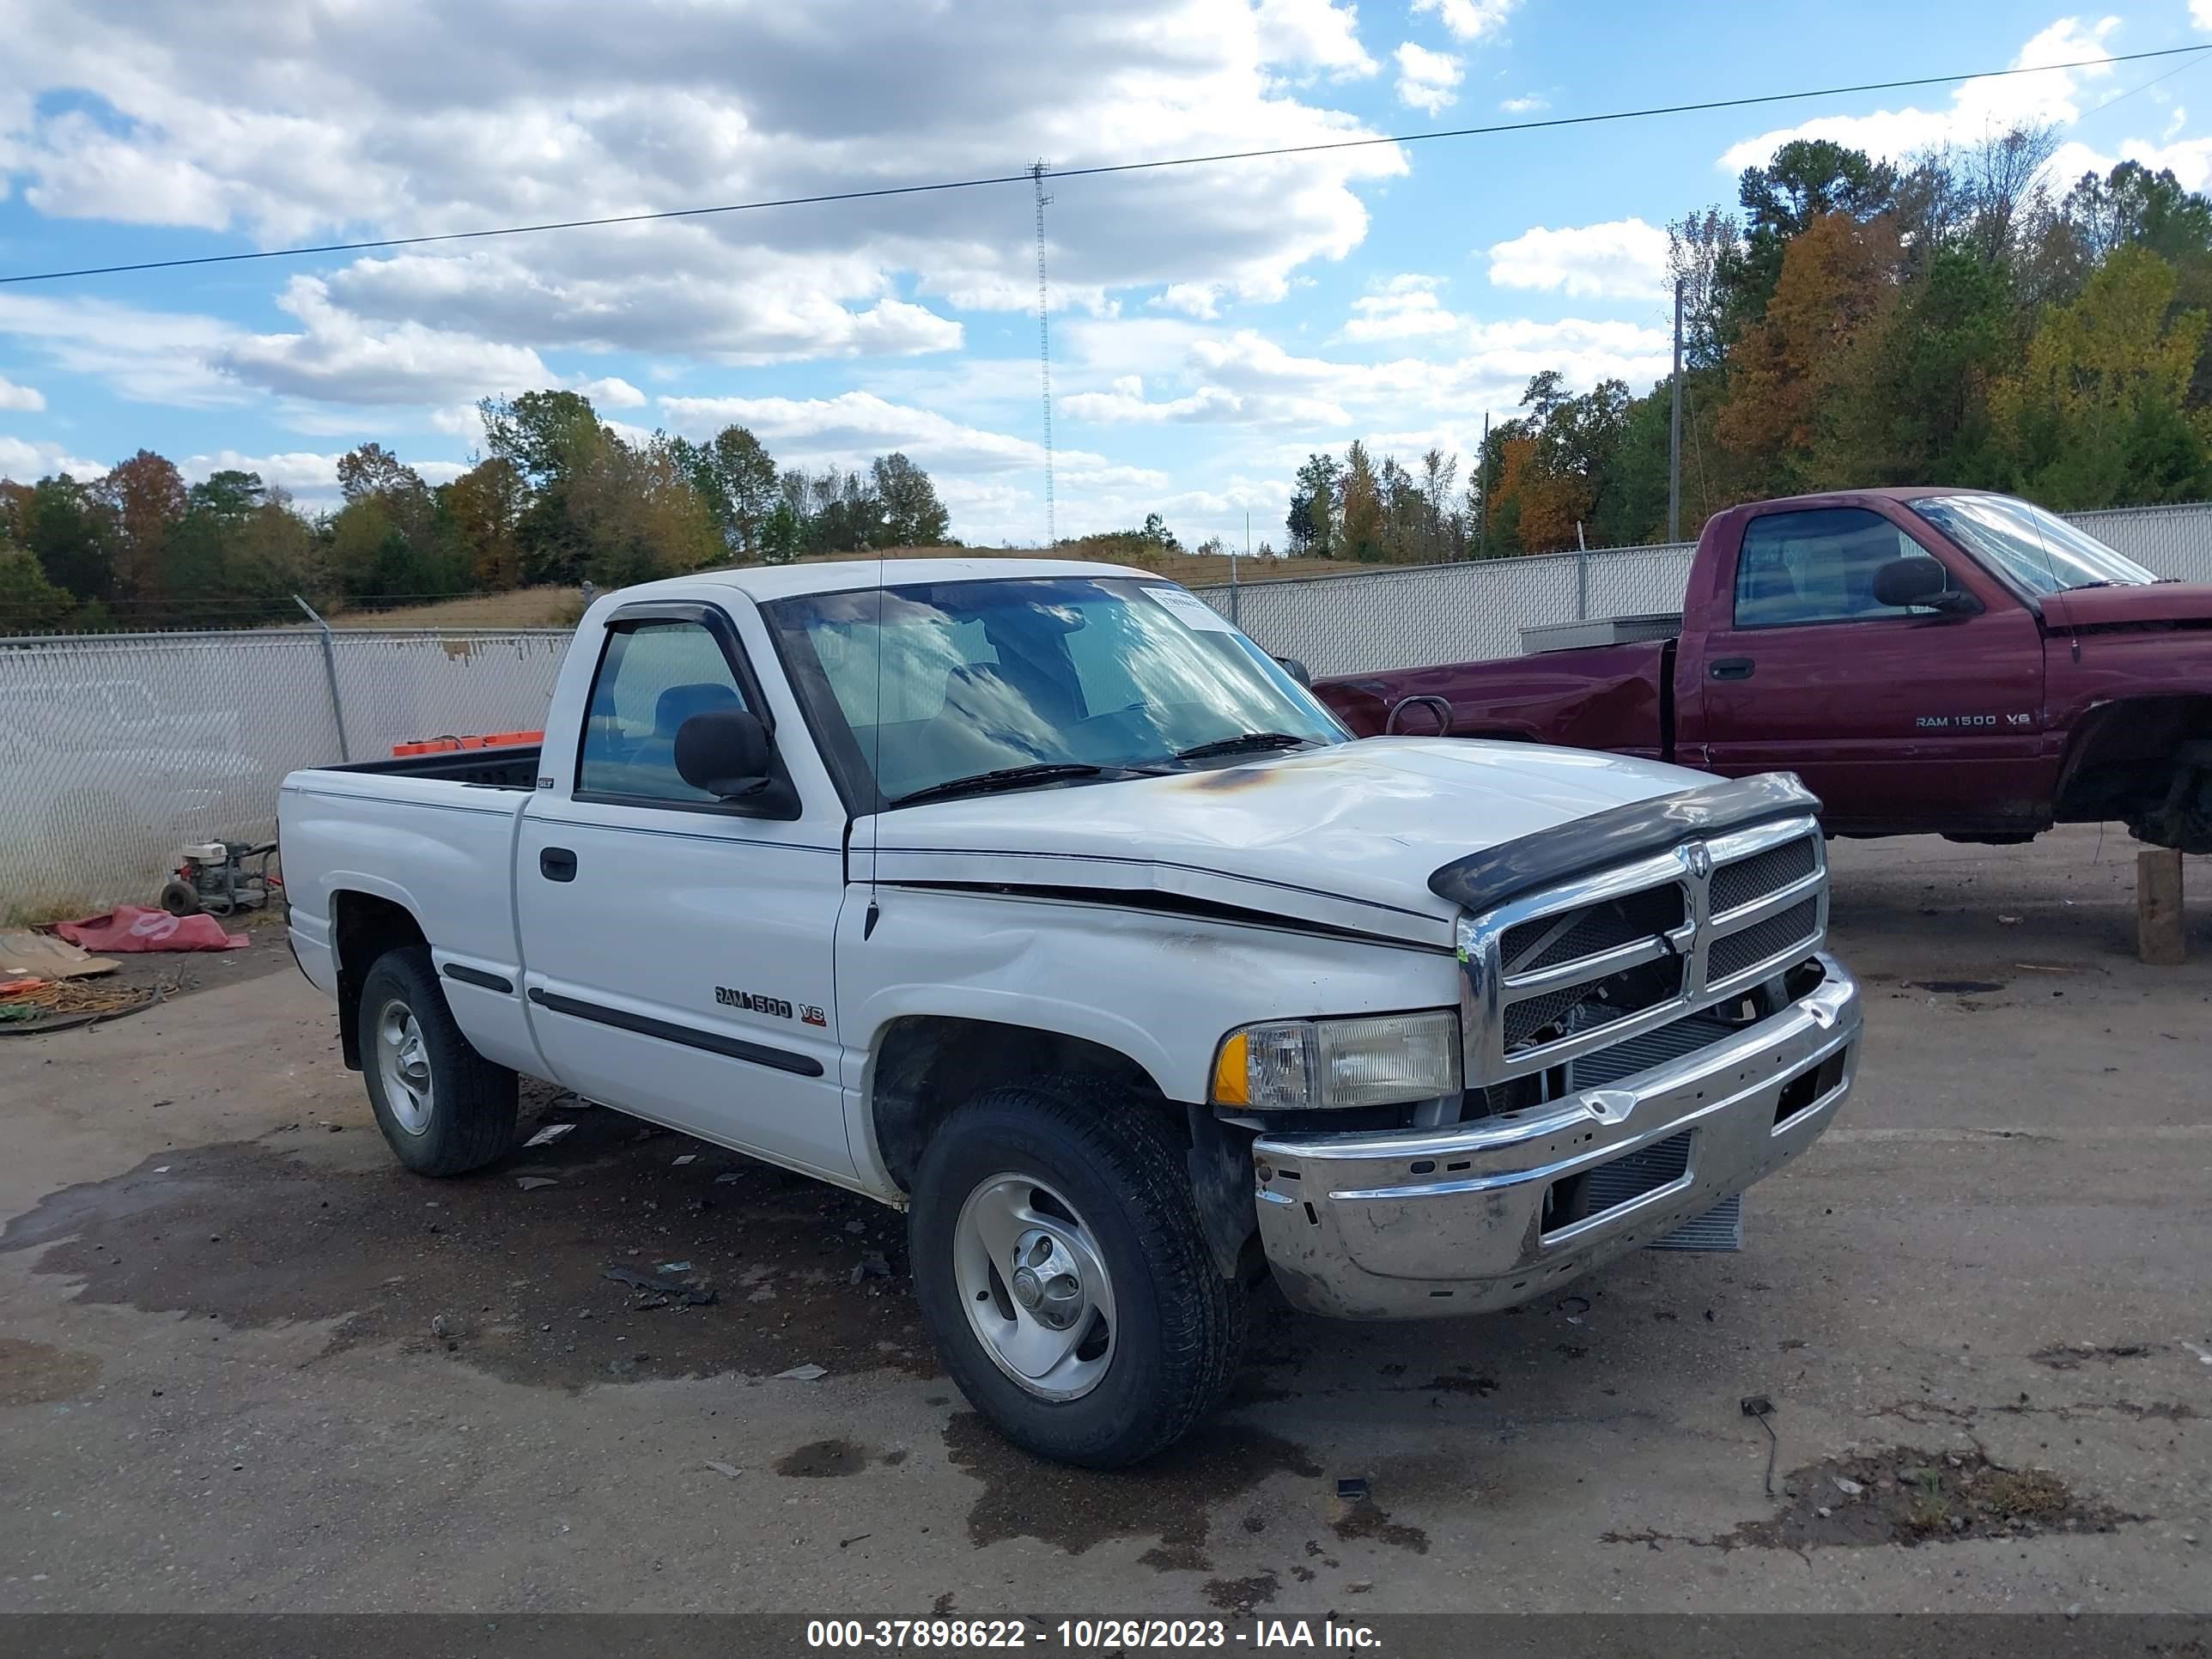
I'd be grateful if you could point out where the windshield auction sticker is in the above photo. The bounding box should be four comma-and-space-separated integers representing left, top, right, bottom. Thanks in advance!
1143, 586, 1237, 632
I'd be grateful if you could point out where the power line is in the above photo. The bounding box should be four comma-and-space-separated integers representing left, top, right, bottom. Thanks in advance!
3, 45, 2204, 288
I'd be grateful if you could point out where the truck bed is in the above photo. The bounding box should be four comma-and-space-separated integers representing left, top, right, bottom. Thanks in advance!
323, 746, 543, 789
1314, 641, 1673, 757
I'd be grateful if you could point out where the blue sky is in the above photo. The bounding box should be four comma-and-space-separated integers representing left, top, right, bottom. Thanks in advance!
4, 1, 2211, 551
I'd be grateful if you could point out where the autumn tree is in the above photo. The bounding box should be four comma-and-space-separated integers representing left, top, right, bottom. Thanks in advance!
1990, 245, 2212, 507
97, 449, 186, 601
1719, 210, 1905, 493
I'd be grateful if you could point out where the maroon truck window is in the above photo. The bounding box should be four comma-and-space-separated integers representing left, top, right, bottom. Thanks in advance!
1733, 507, 1950, 629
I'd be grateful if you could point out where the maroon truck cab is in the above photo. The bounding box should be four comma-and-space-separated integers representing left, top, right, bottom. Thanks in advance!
1315, 488, 2212, 852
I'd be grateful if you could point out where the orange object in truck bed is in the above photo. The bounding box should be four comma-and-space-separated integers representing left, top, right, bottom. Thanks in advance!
391, 730, 544, 757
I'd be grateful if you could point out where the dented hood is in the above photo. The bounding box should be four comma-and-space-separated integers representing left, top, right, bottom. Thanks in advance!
865, 737, 1717, 946
2039, 581, 2212, 631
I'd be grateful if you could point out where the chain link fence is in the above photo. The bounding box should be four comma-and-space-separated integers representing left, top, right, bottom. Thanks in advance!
1, 628, 571, 919
1188, 500, 2212, 677
5, 498, 2211, 918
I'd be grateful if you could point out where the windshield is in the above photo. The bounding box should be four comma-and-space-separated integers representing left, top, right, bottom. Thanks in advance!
1911, 495, 2159, 596
763, 576, 1345, 807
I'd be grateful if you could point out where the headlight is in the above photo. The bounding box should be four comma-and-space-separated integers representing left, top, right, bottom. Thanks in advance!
1210, 1011, 1462, 1110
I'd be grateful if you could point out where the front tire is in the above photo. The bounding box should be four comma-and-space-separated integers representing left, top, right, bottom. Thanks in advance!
358, 946, 517, 1176
909, 1076, 1246, 1468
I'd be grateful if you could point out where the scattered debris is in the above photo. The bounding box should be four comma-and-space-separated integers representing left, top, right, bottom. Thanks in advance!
714, 1172, 744, 1185
2032, 1342, 2155, 1370
776, 1363, 828, 1381
0, 977, 160, 1032
702, 1460, 743, 1480
1832, 1475, 1864, 1498
1741, 1395, 1779, 1496
1202, 1572, 1279, 1615
672, 1153, 696, 1166
658, 1261, 695, 1274
1996, 914, 2022, 926
850, 1251, 891, 1285
601, 1265, 662, 1291
0, 929, 117, 981
516, 1176, 559, 1191
1336, 1476, 1369, 1502
523, 1123, 575, 1148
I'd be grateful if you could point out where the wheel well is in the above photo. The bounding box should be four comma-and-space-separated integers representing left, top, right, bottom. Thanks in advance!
332, 891, 428, 1071
868, 1017, 1169, 1194
2054, 696, 2212, 823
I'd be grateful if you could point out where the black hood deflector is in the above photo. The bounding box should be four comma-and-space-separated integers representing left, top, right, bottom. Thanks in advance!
1429, 772, 1822, 915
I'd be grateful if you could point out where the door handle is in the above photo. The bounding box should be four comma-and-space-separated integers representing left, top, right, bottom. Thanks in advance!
1710, 658, 1755, 681
538, 847, 578, 882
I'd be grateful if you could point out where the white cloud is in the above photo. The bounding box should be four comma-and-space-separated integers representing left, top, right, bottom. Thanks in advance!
1340, 274, 1462, 341
178, 447, 469, 507
1487, 218, 1670, 301
1394, 43, 1464, 115
1253, 0, 1377, 78
1411, 0, 1518, 43
1721, 17, 2119, 173
1151, 283, 1225, 319
574, 376, 647, 410
657, 389, 1162, 486
2195, 0, 2212, 29
0, 434, 106, 482
0, 375, 43, 411
216, 276, 553, 405
0, 292, 240, 405
1060, 374, 1349, 426
0, 0, 1404, 377
1500, 94, 1547, 115
2050, 134, 2212, 192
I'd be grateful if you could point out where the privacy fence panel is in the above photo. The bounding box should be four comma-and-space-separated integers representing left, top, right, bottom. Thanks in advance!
0, 629, 570, 918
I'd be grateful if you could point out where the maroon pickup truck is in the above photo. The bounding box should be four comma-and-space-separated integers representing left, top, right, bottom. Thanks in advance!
1313, 487, 2212, 850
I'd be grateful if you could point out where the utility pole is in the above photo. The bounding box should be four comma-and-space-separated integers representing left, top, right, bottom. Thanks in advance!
1031, 161, 1056, 550
1668, 274, 1684, 544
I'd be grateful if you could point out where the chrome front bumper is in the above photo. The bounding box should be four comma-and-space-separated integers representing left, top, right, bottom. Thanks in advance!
1250, 952, 1860, 1320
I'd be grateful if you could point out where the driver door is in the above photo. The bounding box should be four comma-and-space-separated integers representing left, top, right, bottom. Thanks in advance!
1686, 504, 2046, 835
514, 602, 854, 1181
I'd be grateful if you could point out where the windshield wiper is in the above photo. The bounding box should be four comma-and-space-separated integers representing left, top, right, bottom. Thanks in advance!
887, 763, 1117, 809
1174, 731, 1317, 762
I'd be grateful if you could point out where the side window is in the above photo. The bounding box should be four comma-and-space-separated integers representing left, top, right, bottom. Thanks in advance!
577, 619, 749, 803
1734, 508, 1949, 629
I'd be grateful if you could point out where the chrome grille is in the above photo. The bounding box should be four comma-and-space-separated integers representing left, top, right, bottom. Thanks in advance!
1708, 896, 1820, 985
1459, 814, 1826, 1082
1711, 836, 1817, 915
1501, 884, 1686, 974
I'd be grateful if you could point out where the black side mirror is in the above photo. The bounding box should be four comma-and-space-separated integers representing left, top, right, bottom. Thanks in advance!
1873, 556, 1978, 615
675, 707, 773, 798
1275, 656, 1312, 688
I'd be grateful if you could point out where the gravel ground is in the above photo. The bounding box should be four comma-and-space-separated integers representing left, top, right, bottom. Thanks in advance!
0, 825, 2206, 1615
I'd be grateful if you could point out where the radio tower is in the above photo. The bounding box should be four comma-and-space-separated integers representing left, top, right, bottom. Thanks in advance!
1031, 160, 1056, 549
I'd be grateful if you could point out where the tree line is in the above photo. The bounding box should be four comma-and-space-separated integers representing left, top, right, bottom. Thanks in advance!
0, 389, 951, 630
1284, 131, 2212, 560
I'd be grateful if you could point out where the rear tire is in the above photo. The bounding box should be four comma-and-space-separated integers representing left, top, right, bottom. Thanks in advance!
909, 1075, 1246, 1468
358, 945, 517, 1176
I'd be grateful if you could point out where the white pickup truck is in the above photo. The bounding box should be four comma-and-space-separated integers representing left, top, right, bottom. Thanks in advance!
280, 558, 1862, 1466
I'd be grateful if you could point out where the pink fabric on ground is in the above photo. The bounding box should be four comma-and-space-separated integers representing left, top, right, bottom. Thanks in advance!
53, 906, 248, 952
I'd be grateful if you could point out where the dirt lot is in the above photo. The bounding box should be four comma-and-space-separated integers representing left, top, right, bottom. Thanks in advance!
0, 826, 2207, 1614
